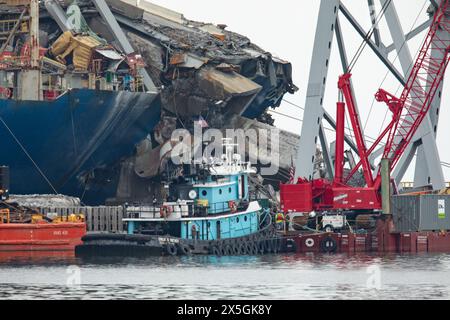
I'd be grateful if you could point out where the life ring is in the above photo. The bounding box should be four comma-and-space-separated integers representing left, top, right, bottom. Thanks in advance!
228, 201, 237, 213
3, 88, 11, 99
160, 205, 173, 218
305, 238, 315, 248
320, 236, 337, 253
166, 243, 178, 256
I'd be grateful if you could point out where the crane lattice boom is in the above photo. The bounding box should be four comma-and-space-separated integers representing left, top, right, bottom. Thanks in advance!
280, 0, 450, 214
380, 0, 450, 175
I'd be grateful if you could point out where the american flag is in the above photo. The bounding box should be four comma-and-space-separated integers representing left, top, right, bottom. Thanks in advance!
288, 156, 295, 184
196, 116, 209, 128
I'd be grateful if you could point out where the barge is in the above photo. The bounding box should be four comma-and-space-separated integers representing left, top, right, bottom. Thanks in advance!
280, 207, 450, 255
0, 166, 86, 252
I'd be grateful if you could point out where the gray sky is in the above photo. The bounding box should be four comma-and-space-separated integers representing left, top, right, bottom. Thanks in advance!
148, 0, 450, 182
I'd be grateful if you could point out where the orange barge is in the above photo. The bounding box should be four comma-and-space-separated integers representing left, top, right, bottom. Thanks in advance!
0, 222, 86, 252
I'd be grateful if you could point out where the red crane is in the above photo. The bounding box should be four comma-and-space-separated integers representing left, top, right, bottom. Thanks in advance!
280, 0, 450, 214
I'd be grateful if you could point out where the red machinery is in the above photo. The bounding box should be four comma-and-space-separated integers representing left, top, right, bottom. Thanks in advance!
281, 0, 450, 214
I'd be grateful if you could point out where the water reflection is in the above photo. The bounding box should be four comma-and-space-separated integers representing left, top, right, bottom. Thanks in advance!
0, 252, 449, 299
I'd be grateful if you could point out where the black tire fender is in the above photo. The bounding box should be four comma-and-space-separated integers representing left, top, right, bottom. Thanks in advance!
224, 244, 234, 256
211, 245, 221, 256
264, 239, 272, 253
166, 243, 178, 256
178, 243, 192, 255
285, 238, 297, 253
232, 243, 240, 255
258, 240, 265, 254
320, 236, 337, 253
238, 243, 246, 255
251, 242, 259, 255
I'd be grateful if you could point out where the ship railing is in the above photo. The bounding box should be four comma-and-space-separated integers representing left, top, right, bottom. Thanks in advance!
0, 84, 65, 101
126, 203, 197, 219
0, 56, 30, 69
125, 200, 247, 220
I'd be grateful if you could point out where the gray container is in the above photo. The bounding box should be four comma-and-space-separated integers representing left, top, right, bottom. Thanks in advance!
392, 195, 450, 232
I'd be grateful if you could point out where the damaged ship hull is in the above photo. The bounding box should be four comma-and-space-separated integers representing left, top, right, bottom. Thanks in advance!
0, 89, 159, 204
0, 0, 297, 205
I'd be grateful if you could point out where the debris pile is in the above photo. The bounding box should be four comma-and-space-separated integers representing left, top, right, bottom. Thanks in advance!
0, 0, 299, 205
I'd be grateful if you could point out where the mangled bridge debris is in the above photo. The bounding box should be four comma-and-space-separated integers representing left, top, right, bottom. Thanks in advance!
0, 0, 299, 204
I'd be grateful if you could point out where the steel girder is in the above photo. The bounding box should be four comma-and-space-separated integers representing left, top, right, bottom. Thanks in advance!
296, 0, 444, 190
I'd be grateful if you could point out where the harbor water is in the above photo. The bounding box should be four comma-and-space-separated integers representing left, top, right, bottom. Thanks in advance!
0, 253, 450, 300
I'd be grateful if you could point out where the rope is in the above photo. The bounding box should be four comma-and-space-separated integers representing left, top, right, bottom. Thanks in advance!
348, 0, 393, 72
282, 99, 304, 110
268, 109, 382, 144
0, 116, 59, 194
363, 0, 429, 133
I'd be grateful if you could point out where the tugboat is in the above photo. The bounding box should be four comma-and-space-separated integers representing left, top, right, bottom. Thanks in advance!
76, 140, 281, 257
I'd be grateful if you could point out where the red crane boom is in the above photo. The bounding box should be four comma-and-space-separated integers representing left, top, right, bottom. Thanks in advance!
280, 0, 450, 214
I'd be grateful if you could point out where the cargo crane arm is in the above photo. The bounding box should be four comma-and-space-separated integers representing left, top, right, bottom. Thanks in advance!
280, 0, 450, 214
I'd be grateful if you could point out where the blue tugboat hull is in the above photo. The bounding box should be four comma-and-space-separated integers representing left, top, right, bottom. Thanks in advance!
0, 89, 160, 204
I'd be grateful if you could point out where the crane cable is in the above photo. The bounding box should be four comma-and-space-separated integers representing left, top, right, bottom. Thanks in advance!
0, 116, 59, 195
270, 107, 450, 172
347, 0, 393, 73
363, 0, 429, 133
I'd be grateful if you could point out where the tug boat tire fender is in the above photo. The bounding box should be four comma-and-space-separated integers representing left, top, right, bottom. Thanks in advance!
245, 243, 253, 255
211, 245, 221, 256
178, 243, 192, 255
224, 244, 234, 256
238, 243, 246, 255
250, 242, 259, 255
220, 245, 227, 256
232, 243, 240, 255
258, 240, 265, 254
166, 243, 178, 256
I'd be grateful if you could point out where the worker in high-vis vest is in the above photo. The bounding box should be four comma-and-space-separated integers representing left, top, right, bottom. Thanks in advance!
275, 212, 285, 230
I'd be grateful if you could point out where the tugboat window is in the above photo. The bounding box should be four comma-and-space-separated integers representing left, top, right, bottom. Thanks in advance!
228, 187, 232, 193
236, 217, 240, 223
202, 190, 207, 196
244, 216, 247, 222
219, 189, 222, 195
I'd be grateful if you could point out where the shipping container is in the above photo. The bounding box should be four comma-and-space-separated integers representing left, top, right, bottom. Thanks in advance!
392, 195, 450, 232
